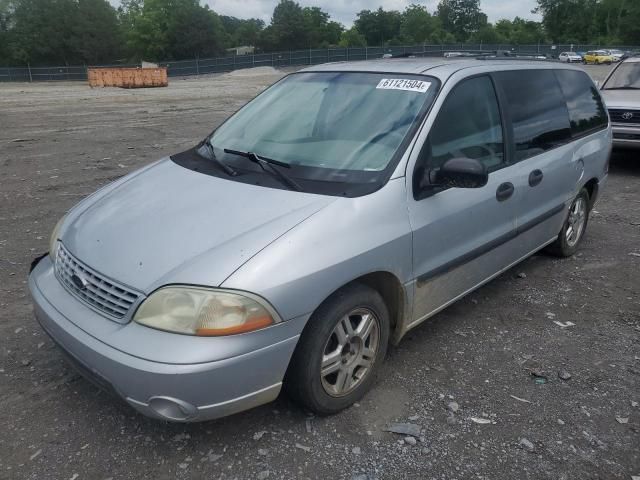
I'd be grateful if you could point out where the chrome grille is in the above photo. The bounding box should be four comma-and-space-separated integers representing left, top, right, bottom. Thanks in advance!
613, 132, 640, 141
608, 109, 640, 125
54, 244, 140, 320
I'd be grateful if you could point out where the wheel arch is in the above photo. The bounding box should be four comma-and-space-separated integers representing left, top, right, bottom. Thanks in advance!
355, 271, 407, 344
582, 177, 599, 210
296, 270, 410, 348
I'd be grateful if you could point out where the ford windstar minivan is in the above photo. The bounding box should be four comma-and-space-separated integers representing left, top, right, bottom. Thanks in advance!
29, 59, 611, 422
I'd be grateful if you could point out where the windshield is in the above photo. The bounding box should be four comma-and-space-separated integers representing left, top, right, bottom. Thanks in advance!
200, 72, 438, 195
603, 63, 640, 89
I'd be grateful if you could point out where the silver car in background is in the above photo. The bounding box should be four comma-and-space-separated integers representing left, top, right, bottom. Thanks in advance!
30, 59, 611, 422
559, 51, 582, 63
606, 49, 625, 62
600, 57, 640, 149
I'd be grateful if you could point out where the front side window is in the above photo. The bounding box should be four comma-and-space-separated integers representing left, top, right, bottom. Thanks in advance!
555, 69, 607, 137
198, 72, 439, 196
412, 75, 504, 199
495, 70, 572, 161
420, 75, 505, 171
602, 62, 640, 90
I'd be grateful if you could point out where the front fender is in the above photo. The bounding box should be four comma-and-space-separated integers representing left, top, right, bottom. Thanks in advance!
221, 179, 414, 326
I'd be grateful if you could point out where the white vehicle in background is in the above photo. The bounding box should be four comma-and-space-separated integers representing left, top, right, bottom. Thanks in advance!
600, 56, 640, 149
559, 51, 582, 63
605, 49, 625, 62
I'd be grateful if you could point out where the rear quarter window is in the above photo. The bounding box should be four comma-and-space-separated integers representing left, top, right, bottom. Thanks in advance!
554, 69, 608, 138
494, 70, 572, 162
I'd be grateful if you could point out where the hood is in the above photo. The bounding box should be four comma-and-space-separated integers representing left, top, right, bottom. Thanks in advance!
601, 89, 640, 109
61, 158, 334, 293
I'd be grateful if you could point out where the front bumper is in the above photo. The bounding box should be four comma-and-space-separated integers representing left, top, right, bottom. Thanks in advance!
612, 124, 640, 149
29, 257, 306, 422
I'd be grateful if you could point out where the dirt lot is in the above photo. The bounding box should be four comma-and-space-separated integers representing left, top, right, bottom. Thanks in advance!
0, 63, 639, 480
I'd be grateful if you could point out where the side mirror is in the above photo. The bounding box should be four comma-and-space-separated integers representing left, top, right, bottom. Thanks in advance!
432, 157, 488, 189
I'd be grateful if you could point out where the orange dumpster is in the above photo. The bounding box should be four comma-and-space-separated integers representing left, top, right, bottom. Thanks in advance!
87, 67, 168, 88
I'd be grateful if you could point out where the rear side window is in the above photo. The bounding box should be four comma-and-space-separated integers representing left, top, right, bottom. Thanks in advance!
555, 69, 608, 137
495, 70, 572, 161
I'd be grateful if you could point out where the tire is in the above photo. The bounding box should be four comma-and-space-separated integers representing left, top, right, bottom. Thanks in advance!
545, 188, 590, 257
285, 283, 390, 415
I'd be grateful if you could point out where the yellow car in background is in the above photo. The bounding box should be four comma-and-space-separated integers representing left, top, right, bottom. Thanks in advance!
583, 50, 614, 65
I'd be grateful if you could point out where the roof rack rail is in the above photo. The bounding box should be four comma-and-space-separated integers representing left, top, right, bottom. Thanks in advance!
475, 55, 555, 62
470, 49, 554, 61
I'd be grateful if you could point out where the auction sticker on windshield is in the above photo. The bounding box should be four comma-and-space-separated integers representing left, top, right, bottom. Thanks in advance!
376, 78, 431, 93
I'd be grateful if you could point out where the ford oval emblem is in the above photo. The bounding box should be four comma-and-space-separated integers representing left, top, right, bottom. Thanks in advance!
622, 112, 634, 120
71, 272, 88, 290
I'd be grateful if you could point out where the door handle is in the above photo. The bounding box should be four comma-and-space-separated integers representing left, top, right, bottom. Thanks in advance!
496, 182, 514, 202
529, 169, 544, 187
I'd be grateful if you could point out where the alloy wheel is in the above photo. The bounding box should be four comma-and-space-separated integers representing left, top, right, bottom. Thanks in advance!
320, 308, 380, 397
566, 196, 587, 247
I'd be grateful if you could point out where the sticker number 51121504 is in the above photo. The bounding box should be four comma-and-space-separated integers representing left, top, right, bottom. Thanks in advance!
376, 78, 431, 93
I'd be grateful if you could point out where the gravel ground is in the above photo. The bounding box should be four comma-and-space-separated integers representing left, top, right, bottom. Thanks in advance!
0, 63, 638, 480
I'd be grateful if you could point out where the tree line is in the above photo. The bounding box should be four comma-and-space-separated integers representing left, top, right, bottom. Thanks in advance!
1, 0, 639, 67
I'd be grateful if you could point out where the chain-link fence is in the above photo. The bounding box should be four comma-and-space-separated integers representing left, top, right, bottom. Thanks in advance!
1, 44, 637, 82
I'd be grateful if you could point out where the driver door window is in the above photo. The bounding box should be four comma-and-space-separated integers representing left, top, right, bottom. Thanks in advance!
418, 75, 505, 179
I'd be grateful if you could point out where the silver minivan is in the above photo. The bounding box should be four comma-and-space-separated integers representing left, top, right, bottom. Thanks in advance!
29, 59, 611, 422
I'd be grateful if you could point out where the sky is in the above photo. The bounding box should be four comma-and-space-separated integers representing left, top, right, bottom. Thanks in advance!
205, 0, 542, 26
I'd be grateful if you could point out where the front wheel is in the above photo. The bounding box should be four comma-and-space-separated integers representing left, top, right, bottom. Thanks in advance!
285, 283, 390, 415
545, 188, 590, 257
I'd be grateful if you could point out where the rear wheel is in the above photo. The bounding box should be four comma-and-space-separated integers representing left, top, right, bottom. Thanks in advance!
285, 283, 390, 415
545, 188, 590, 257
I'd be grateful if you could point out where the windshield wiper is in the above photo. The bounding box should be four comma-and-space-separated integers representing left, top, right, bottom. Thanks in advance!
603, 86, 640, 90
196, 140, 238, 177
224, 149, 302, 191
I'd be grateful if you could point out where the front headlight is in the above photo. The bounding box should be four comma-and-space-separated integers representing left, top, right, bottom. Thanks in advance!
49, 214, 67, 260
133, 286, 277, 336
